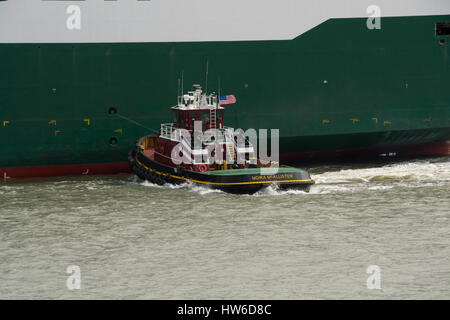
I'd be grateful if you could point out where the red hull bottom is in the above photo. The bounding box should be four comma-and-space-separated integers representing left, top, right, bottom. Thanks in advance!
0, 161, 131, 179
281, 141, 450, 163
1, 141, 449, 179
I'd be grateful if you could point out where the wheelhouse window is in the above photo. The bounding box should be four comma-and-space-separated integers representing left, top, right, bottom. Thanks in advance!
436, 22, 450, 36
173, 110, 183, 127
172, 110, 177, 123
217, 110, 224, 121
200, 111, 210, 130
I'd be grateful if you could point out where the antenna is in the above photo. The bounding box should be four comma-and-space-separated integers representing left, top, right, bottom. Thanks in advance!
181, 70, 184, 96
205, 60, 209, 94
177, 78, 181, 104
217, 77, 221, 110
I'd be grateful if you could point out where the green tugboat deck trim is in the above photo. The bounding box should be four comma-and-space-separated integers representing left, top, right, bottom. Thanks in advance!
201, 167, 308, 176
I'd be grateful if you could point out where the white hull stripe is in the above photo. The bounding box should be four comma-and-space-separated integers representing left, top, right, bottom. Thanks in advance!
1, 0, 450, 43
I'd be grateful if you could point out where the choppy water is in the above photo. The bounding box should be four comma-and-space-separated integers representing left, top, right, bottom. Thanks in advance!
1, 157, 449, 299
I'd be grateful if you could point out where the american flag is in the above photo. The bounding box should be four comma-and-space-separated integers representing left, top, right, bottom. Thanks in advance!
219, 95, 237, 105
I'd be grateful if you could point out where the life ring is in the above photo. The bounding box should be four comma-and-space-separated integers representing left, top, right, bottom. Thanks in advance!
197, 164, 208, 172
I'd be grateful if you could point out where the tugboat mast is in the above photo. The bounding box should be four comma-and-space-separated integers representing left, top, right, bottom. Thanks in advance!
205, 60, 209, 95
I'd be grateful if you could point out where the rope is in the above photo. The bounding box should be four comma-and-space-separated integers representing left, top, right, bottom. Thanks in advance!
113, 113, 159, 134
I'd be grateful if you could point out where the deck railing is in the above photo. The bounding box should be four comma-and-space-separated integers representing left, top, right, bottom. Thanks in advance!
160, 123, 175, 140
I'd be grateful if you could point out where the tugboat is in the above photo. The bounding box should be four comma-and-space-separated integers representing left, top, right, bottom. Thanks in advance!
128, 84, 314, 194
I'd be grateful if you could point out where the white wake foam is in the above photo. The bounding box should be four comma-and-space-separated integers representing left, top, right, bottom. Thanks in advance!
314, 158, 450, 185
129, 157, 450, 196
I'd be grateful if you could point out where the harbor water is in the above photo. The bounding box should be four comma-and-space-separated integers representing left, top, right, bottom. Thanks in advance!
1, 157, 449, 299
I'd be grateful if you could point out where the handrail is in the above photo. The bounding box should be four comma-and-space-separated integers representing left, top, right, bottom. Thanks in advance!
160, 123, 174, 139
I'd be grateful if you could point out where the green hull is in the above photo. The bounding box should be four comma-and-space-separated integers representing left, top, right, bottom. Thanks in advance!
0, 15, 449, 176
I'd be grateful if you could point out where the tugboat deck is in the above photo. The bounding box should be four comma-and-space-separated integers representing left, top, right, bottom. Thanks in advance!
143, 148, 155, 159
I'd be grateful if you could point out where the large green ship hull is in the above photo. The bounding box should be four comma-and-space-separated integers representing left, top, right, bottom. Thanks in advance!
1, 16, 449, 178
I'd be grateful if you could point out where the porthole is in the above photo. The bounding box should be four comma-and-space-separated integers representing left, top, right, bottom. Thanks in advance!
108, 107, 118, 115
109, 137, 118, 145
436, 22, 450, 36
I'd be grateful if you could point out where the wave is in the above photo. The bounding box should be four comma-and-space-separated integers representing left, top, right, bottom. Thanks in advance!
314, 157, 450, 184
255, 157, 450, 196
129, 157, 450, 196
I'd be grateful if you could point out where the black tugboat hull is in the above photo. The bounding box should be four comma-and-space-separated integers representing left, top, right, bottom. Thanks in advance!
128, 148, 314, 195
212, 184, 312, 195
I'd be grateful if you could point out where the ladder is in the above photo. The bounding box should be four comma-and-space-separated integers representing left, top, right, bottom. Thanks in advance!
226, 143, 235, 162
210, 109, 217, 129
